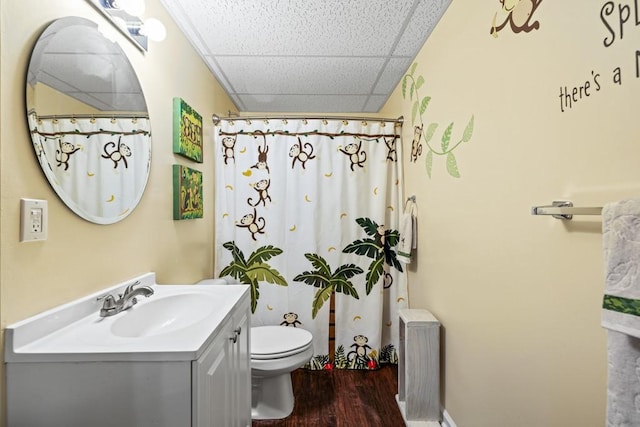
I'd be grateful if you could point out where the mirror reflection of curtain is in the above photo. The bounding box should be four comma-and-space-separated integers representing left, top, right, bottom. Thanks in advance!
214, 118, 408, 370
28, 113, 151, 222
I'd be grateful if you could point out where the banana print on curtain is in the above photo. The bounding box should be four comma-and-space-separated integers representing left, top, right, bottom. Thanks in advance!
214, 118, 408, 370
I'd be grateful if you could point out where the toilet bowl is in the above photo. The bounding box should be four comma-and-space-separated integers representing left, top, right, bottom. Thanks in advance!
197, 279, 313, 420
250, 325, 313, 420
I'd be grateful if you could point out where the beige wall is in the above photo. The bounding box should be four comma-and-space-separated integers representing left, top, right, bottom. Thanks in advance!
3, 0, 637, 426
0, 0, 235, 423
381, 1, 640, 426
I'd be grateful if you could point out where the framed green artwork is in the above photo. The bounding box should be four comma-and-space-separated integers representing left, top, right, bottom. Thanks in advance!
173, 97, 203, 162
173, 164, 203, 220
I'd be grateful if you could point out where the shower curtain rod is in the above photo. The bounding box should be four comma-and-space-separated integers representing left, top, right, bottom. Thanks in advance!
212, 113, 403, 126
31, 112, 149, 120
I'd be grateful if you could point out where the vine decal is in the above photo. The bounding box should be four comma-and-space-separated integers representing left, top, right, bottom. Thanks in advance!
402, 62, 475, 178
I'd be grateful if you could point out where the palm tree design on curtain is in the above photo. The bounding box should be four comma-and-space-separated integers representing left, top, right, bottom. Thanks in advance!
293, 253, 363, 370
293, 253, 362, 319
343, 218, 404, 295
219, 241, 287, 313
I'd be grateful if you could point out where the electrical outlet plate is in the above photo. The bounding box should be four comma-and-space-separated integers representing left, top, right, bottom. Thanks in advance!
20, 198, 47, 242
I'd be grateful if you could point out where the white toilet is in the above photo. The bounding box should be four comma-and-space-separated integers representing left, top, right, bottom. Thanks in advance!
250, 325, 313, 419
197, 278, 313, 420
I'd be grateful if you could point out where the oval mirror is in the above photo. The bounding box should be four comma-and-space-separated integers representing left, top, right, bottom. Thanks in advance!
26, 16, 151, 224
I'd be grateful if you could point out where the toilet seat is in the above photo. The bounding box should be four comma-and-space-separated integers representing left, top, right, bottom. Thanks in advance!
251, 326, 312, 360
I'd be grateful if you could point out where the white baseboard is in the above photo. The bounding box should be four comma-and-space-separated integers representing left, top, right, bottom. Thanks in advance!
441, 409, 457, 427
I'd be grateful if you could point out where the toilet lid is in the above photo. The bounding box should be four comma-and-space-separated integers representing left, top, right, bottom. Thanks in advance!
251, 326, 312, 359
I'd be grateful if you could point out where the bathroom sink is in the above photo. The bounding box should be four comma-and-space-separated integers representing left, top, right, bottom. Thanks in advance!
110, 293, 221, 338
5, 274, 250, 363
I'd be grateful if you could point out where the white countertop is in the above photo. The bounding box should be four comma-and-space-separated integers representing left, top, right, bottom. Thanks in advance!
4, 273, 249, 363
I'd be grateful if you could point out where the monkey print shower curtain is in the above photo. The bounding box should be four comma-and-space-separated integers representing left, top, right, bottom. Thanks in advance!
214, 118, 408, 370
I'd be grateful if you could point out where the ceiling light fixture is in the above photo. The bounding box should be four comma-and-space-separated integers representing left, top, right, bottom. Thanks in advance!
139, 18, 166, 42
92, 0, 166, 47
119, 0, 146, 17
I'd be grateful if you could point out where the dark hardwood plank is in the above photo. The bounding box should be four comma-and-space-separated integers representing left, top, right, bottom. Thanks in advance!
252, 365, 405, 427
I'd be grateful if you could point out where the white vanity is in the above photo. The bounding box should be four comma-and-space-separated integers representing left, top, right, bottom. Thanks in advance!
4, 273, 251, 427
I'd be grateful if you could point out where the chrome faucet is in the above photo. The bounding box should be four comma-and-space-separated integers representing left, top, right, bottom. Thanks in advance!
98, 280, 154, 317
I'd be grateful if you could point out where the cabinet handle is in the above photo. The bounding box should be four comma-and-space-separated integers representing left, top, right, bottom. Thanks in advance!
229, 326, 242, 343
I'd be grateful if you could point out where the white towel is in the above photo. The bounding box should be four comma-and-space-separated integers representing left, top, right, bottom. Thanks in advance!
602, 199, 640, 336
601, 199, 640, 426
398, 199, 417, 264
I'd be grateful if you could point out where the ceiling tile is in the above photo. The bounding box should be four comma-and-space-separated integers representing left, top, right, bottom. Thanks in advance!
393, 0, 451, 56
373, 57, 414, 95
363, 95, 389, 113
237, 94, 370, 113
216, 56, 386, 95
180, 0, 417, 56
160, 0, 450, 112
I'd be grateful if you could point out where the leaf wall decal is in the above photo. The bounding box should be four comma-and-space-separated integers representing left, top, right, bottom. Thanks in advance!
420, 96, 431, 115
463, 115, 475, 143
425, 123, 438, 143
446, 152, 461, 178
441, 123, 453, 152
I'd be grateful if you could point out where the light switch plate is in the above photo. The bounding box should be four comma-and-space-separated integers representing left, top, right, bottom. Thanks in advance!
20, 198, 47, 242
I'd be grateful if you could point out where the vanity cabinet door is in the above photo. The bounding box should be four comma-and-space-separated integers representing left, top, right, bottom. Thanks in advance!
193, 317, 233, 427
230, 298, 251, 427
192, 292, 251, 427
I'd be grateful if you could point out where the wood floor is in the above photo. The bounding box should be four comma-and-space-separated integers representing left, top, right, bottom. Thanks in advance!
252, 364, 406, 427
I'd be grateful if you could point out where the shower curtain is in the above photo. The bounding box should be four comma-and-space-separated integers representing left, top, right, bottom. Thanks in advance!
214, 118, 408, 370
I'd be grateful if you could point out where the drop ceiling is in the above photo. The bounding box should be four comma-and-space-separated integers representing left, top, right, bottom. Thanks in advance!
159, 0, 451, 113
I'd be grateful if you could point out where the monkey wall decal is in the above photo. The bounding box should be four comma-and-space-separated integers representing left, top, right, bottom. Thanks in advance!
385, 136, 398, 162
101, 136, 132, 169
280, 312, 302, 327
251, 130, 270, 173
289, 137, 316, 169
490, 0, 543, 38
247, 178, 271, 207
221, 135, 236, 164
339, 139, 367, 171
236, 207, 266, 241
55, 138, 80, 171
410, 125, 423, 163
347, 335, 372, 362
